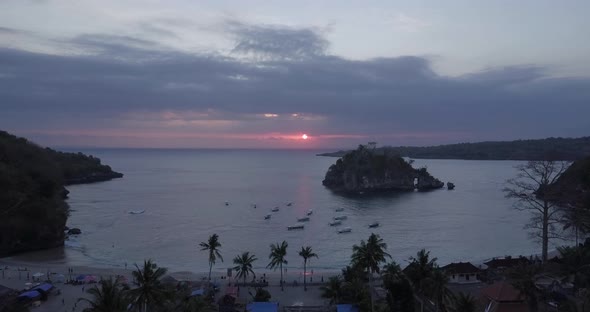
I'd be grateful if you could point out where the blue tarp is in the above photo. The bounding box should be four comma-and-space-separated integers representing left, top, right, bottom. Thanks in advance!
246, 302, 279, 312
18, 290, 41, 299
190, 289, 205, 297
33, 283, 53, 292
337, 304, 359, 312
76, 274, 87, 280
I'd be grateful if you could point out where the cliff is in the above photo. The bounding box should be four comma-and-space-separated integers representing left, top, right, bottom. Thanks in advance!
549, 156, 590, 208
0, 130, 123, 256
322, 145, 444, 193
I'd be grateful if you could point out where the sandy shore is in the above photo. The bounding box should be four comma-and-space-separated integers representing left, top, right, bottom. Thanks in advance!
0, 257, 340, 312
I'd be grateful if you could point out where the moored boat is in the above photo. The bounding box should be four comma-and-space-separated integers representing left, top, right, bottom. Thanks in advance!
338, 227, 352, 234
264, 214, 271, 220
271, 207, 279, 212
306, 209, 313, 216
297, 217, 310, 222
287, 224, 304, 230
368, 222, 380, 228
129, 210, 145, 215
334, 216, 347, 221
329, 220, 342, 226
335, 207, 344, 212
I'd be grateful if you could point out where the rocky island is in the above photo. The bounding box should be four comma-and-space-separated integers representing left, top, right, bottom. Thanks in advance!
0, 130, 123, 256
322, 144, 444, 193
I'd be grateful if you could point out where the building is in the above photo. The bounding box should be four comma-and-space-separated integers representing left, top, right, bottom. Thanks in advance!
484, 256, 531, 271
442, 262, 481, 284
481, 281, 528, 312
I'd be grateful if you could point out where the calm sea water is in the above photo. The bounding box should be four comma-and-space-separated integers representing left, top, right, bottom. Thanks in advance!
13, 149, 551, 273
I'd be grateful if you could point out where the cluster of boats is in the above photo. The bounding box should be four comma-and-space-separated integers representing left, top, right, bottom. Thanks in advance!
242, 201, 381, 233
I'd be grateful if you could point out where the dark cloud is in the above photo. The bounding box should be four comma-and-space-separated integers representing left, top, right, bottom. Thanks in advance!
0, 26, 589, 147
228, 21, 328, 60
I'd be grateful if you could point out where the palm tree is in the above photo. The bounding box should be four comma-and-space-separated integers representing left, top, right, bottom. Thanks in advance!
382, 262, 414, 312
406, 249, 438, 295
77, 278, 128, 312
267, 240, 288, 291
298, 246, 318, 291
321, 276, 344, 305
448, 292, 476, 312
233, 252, 257, 287
128, 259, 170, 312
351, 233, 391, 312
427, 267, 452, 312
199, 234, 223, 282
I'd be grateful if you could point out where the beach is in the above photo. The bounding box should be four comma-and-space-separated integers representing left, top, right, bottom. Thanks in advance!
0, 257, 339, 311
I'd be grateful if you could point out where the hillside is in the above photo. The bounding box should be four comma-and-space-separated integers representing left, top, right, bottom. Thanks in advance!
0, 130, 122, 256
318, 137, 590, 160
322, 145, 444, 193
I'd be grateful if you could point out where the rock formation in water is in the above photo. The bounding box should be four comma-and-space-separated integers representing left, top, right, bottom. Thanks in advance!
322, 145, 444, 193
0, 130, 123, 256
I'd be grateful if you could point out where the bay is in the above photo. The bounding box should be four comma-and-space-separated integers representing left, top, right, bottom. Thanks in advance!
35, 149, 547, 273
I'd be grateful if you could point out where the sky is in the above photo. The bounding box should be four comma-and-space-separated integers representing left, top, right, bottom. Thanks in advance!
1, 0, 589, 149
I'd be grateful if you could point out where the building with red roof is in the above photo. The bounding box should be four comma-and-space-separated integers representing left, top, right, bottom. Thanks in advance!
481, 281, 528, 312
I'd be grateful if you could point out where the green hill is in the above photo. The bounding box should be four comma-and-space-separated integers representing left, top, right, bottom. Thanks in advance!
0, 130, 122, 256
318, 137, 590, 160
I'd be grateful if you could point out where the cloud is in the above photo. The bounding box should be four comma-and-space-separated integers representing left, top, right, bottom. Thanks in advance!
391, 13, 431, 32
0, 25, 589, 148
228, 21, 328, 60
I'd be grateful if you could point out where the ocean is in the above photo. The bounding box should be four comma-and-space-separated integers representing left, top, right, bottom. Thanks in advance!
13, 149, 548, 274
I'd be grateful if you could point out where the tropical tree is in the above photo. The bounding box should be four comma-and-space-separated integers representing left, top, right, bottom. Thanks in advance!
351, 233, 391, 312
503, 160, 569, 262
448, 292, 476, 312
268, 241, 288, 291
405, 249, 438, 295
233, 252, 257, 287
168, 293, 215, 312
382, 262, 414, 312
321, 276, 344, 305
427, 267, 452, 312
249, 287, 272, 302
509, 263, 541, 312
558, 244, 590, 292
77, 278, 129, 312
199, 233, 223, 282
298, 246, 318, 291
128, 259, 171, 312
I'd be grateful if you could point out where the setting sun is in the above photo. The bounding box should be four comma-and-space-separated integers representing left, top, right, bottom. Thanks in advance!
302, 134, 308, 140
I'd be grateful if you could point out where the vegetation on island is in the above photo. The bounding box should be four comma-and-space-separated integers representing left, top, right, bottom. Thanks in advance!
318, 136, 590, 160
0, 130, 123, 256
322, 144, 444, 193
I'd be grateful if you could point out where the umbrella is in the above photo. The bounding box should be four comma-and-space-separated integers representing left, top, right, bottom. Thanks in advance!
76, 274, 87, 281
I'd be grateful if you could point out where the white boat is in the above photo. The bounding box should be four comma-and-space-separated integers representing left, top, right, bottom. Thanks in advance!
287, 224, 304, 230
129, 210, 145, 215
306, 209, 313, 216
329, 220, 342, 226
271, 207, 280, 212
338, 227, 352, 234
335, 208, 344, 212
369, 222, 380, 228
264, 214, 271, 220
297, 217, 310, 222
334, 216, 347, 221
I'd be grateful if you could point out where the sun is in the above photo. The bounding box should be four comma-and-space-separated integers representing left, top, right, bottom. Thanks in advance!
302, 134, 308, 140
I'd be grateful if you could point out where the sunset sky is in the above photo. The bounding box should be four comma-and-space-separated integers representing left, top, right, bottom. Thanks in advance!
1, 0, 589, 149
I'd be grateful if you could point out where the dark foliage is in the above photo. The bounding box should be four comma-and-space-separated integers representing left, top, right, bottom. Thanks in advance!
319, 137, 590, 161
0, 130, 122, 256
